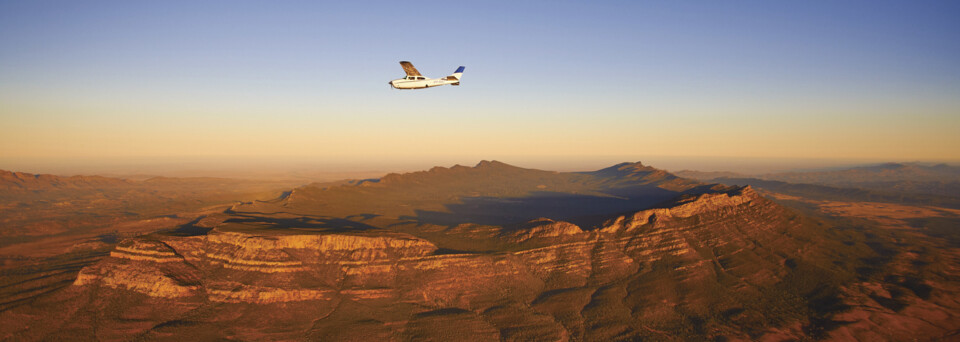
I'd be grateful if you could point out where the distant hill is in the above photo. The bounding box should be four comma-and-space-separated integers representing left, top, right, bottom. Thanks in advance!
673, 170, 747, 181
762, 162, 960, 186
713, 177, 960, 209
683, 163, 960, 204
0, 170, 131, 191
250, 160, 718, 227
0, 169, 304, 192
0, 170, 300, 241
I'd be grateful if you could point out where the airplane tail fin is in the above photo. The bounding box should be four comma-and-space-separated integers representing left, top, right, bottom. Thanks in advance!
446, 66, 465, 81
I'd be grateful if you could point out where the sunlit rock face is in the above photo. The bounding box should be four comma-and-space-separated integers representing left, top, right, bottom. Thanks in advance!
77, 228, 440, 302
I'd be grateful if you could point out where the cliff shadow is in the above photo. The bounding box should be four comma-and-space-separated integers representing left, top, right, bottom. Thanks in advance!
165, 216, 213, 236
222, 214, 379, 233
408, 187, 680, 227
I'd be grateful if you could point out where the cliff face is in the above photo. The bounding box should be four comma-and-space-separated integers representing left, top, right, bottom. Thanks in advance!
67, 184, 817, 340
600, 186, 760, 233
76, 228, 439, 302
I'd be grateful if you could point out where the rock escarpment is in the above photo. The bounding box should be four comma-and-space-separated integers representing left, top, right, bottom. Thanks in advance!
76, 228, 438, 303
68, 184, 818, 340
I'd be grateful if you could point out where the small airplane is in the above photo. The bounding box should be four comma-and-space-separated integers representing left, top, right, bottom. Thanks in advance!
389, 61, 465, 89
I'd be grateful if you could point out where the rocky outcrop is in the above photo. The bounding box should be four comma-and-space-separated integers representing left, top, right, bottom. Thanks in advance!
74, 228, 439, 304
600, 186, 760, 233
502, 218, 584, 245
109, 240, 183, 263
74, 262, 199, 298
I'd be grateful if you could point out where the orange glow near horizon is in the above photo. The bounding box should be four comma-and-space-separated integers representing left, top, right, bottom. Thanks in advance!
2, 93, 957, 169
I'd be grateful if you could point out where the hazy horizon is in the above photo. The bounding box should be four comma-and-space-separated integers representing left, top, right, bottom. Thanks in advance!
2, 154, 956, 181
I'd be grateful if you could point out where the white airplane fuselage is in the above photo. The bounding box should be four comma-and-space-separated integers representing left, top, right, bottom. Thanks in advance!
389, 76, 459, 89
389, 63, 464, 89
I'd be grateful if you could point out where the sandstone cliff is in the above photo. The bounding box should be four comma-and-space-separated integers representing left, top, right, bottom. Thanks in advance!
67, 183, 816, 340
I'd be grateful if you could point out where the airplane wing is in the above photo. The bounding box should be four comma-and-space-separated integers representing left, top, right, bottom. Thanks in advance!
399, 61, 422, 77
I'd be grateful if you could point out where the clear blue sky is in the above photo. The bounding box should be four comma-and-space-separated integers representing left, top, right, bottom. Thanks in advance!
1, 1, 958, 175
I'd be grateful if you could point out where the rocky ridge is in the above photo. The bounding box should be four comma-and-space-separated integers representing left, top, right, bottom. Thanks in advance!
69, 183, 810, 340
